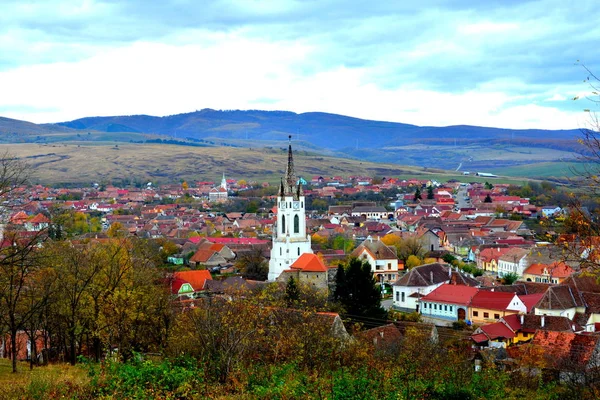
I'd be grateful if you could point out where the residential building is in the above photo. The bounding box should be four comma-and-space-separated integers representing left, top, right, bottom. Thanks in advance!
351, 237, 399, 283
522, 262, 574, 284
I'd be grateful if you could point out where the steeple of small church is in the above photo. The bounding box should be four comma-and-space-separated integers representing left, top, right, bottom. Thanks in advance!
221, 173, 227, 190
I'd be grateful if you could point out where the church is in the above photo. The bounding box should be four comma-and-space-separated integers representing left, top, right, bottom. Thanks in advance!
208, 173, 228, 202
268, 136, 313, 281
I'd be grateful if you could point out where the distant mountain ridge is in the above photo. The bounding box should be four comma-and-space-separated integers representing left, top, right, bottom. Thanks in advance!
54, 109, 581, 150
0, 109, 585, 173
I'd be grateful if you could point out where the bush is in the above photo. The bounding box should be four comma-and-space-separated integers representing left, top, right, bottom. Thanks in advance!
88, 356, 203, 399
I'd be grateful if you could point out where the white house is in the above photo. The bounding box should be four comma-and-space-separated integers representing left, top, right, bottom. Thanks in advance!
497, 247, 530, 277
350, 237, 399, 283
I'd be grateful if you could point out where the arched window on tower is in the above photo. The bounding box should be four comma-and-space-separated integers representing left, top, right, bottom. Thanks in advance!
294, 215, 299, 234
281, 215, 286, 234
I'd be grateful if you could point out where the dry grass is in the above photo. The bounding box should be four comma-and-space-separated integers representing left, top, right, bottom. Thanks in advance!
0, 359, 90, 399
4, 143, 442, 186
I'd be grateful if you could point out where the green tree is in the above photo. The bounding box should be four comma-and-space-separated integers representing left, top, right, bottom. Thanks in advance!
484, 181, 494, 190
337, 258, 386, 321
284, 277, 300, 308
502, 272, 519, 285
413, 187, 422, 202
484, 194, 493, 203
427, 185, 434, 200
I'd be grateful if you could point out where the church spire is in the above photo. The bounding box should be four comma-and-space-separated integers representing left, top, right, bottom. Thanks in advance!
284, 135, 296, 197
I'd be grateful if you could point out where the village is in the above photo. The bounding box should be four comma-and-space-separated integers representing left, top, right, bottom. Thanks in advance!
1, 139, 598, 396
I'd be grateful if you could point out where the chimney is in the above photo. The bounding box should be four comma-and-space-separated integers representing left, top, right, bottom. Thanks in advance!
520, 314, 524, 325
541, 314, 546, 328
572, 324, 576, 332
430, 271, 434, 283
448, 266, 451, 278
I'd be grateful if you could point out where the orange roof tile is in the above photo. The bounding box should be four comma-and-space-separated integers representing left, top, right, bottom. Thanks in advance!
174, 270, 213, 291
290, 253, 327, 272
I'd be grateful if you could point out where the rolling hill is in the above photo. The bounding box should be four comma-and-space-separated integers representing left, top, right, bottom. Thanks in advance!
0, 110, 589, 181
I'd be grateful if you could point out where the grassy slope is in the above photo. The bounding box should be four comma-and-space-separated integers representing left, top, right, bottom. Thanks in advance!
1, 141, 556, 186
3, 143, 440, 186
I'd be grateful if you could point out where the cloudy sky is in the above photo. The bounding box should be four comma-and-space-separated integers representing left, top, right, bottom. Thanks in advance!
1, 0, 599, 129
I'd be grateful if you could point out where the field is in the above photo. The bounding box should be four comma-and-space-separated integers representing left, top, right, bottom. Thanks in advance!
0, 140, 569, 187
494, 161, 584, 179
2, 143, 438, 186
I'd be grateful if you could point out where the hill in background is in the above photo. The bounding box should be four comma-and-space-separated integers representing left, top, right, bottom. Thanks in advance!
0, 109, 587, 183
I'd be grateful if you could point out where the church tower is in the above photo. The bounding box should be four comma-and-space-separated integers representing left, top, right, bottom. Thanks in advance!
268, 136, 312, 281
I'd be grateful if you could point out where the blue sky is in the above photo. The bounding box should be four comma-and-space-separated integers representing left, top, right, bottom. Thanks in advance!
1, 0, 598, 129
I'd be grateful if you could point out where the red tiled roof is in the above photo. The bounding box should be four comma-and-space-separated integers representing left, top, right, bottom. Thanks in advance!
524, 262, 574, 279
190, 249, 216, 263
480, 321, 516, 340
471, 333, 489, 343
420, 284, 478, 306
290, 253, 327, 272
519, 293, 544, 312
470, 291, 520, 311
174, 270, 212, 291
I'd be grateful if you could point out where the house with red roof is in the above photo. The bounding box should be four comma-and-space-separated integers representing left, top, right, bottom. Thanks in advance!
522, 262, 574, 284
471, 313, 576, 348
476, 247, 511, 273
277, 253, 329, 290
469, 290, 527, 324
24, 213, 50, 231
419, 284, 479, 321
173, 270, 213, 294
530, 330, 600, 383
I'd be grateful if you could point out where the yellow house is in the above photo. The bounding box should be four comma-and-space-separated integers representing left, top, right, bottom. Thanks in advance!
468, 290, 526, 324
522, 262, 574, 284
471, 314, 575, 347
476, 247, 510, 273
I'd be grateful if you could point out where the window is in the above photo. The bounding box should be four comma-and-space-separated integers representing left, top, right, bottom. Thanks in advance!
494, 314, 500, 319
388, 262, 392, 270
444, 305, 447, 311
434, 304, 437, 310
401, 292, 405, 302
423, 303, 427, 309
280, 248, 282, 256
294, 215, 300, 233
473, 311, 479, 317
483, 312, 489, 318
450, 306, 453, 312
297, 247, 300, 256
396, 292, 399, 301
281, 215, 286, 233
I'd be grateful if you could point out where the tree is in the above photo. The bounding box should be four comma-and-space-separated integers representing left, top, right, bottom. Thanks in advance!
284, 277, 300, 308
236, 248, 268, 281
502, 272, 519, 285
336, 258, 386, 321
484, 194, 493, 203
405, 255, 423, 269
0, 229, 50, 373
397, 236, 426, 261
0, 153, 46, 373
413, 187, 422, 202
427, 185, 434, 200
484, 181, 494, 190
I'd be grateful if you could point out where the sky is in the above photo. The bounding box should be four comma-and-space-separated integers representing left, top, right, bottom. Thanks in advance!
1, 0, 599, 129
